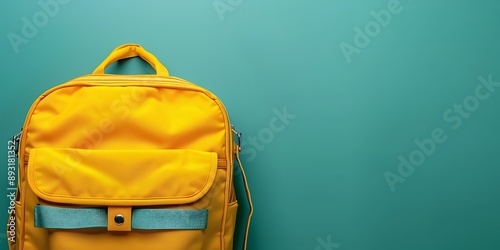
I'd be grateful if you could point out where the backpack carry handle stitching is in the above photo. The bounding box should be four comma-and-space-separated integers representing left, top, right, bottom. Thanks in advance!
92, 44, 169, 76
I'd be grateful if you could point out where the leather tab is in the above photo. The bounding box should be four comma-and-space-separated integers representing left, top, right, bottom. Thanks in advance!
108, 207, 131, 231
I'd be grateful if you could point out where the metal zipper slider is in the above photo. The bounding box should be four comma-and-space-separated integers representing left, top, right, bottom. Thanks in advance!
231, 125, 242, 152
13, 131, 21, 157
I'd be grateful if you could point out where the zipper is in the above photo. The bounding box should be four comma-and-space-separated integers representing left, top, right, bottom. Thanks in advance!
53, 76, 215, 98
12, 131, 21, 157
231, 125, 242, 152
72, 75, 194, 85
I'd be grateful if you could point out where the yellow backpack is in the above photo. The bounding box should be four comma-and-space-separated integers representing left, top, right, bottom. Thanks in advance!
8, 44, 253, 250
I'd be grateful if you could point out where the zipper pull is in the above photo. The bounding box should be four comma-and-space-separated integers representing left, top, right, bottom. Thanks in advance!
231, 125, 242, 152
13, 130, 21, 157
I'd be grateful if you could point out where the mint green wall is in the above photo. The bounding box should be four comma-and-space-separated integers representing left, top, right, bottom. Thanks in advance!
1, 1, 500, 249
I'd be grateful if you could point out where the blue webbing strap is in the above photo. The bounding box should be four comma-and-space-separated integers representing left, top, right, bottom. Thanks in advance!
34, 205, 208, 230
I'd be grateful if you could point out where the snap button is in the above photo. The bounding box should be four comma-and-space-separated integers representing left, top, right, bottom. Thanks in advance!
107, 207, 131, 231
114, 214, 124, 225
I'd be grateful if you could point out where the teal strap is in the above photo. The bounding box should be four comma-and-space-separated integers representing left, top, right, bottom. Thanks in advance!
34, 205, 208, 230
35, 205, 107, 229
132, 208, 207, 230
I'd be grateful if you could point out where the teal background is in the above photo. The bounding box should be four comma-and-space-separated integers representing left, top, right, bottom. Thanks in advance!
1, 0, 500, 249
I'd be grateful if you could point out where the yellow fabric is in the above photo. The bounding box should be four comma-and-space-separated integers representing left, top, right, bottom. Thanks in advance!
10, 44, 251, 250
28, 148, 218, 206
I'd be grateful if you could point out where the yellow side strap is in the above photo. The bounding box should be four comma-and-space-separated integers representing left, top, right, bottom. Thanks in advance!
235, 151, 253, 250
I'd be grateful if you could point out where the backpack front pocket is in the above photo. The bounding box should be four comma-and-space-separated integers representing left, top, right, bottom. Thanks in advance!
24, 148, 226, 250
